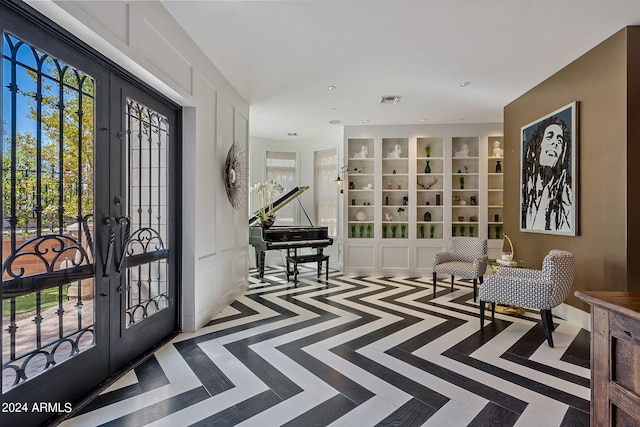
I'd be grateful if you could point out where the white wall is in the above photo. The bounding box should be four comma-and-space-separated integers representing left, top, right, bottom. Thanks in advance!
28, 0, 250, 331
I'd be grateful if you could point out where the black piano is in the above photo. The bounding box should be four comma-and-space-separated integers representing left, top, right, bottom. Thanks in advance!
249, 186, 333, 283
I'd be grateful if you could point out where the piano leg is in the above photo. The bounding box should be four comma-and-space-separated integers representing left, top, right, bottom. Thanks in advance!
256, 249, 266, 282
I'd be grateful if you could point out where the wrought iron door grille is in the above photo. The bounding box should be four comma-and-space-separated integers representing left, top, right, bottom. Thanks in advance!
2, 33, 95, 391
124, 99, 169, 327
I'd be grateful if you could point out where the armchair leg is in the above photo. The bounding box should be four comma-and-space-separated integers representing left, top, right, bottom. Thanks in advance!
472, 278, 477, 302
480, 301, 485, 331
545, 309, 555, 331
432, 272, 437, 298
541, 309, 554, 348
451, 275, 455, 292
491, 302, 495, 321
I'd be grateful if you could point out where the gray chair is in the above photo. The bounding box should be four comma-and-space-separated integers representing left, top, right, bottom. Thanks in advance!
432, 237, 487, 301
479, 249, 575, 347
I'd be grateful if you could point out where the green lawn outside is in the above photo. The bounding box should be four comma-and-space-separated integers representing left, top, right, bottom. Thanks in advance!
2, 285, 69, 317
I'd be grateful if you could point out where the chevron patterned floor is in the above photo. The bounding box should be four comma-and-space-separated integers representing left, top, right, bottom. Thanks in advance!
60, 265, 590, 427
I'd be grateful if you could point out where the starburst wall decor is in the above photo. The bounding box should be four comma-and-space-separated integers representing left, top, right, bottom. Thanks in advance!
224, 141, 246, 210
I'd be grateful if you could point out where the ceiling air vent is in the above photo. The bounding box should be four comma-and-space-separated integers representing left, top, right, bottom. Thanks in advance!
379, 96, 401, 105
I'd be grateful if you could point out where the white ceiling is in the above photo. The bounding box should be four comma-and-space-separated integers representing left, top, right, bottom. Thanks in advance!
161, 0, 640, 142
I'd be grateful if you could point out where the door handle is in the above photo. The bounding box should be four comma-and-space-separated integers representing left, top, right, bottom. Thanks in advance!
102, 215, 131, 277
102, 216, 117, 277
116, 216, 131, 273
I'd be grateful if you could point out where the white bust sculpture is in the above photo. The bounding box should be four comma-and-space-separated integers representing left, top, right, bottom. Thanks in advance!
454, 143, 469, 157
387, 144, 402, 158
492, 140, 503, 157
354, 145, 368, 159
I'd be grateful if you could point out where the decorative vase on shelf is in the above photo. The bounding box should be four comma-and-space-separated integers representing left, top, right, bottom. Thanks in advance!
424, 161, 431, 173
495, 160, 502, 173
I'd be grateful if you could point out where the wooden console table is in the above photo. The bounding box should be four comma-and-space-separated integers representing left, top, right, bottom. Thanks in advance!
575, 291, 640, 426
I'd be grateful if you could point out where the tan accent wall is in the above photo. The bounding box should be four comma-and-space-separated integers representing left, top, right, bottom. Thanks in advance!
504, 28, 633, 311
627, 28, 640, 293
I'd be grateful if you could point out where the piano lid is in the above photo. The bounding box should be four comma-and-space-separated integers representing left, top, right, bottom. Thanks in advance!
249, 186, 309, 227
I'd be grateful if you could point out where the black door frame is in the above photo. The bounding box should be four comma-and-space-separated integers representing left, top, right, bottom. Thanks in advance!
0, 1, 181, 425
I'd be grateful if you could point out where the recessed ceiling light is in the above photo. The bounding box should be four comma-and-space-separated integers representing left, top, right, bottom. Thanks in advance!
362, 120, 370, 124
327, 85, 336, 91
287, 132, 298, 136
459, 81, 471, 87
419, 118, 427, 123
329, 120, 341, 125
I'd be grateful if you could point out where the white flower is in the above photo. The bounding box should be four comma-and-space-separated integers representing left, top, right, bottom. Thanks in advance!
252, 180, 284, 222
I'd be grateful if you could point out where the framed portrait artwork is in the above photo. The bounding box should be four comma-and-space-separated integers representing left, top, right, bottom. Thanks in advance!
520, 101, 578, 236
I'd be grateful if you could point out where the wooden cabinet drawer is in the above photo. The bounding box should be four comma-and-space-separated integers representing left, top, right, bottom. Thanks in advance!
611, 311, 640, 344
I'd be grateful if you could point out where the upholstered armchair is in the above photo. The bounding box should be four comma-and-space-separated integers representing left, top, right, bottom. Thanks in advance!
479, 249, 575, 348
432, 237, 488, 301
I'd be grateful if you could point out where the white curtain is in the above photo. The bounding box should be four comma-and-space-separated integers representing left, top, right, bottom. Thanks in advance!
314, 148, 337, 236
266, 151, 297, 225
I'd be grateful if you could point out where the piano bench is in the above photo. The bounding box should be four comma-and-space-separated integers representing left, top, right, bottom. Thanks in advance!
285, 253, 329, 285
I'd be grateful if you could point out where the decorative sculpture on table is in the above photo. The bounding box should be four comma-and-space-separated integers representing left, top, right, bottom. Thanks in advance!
496, 233, 515, 265
454, 143, 469, 157
354, 145, 368, 159
387, 144, 402, 158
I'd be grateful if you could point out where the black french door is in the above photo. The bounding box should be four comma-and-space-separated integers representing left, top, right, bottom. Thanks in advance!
107, 75, 179, 372
0, 2, 180, 425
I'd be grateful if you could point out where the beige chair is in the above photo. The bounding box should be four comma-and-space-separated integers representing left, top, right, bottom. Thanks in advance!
479, 249, 575, 347
432, 237, 487, 301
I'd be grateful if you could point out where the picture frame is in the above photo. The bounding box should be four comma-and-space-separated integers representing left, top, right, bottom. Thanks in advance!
520, 101, 578, 236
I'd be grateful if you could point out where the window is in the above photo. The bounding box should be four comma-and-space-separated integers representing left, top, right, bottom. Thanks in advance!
265, 151, 297, 225
314, 148, 337, 236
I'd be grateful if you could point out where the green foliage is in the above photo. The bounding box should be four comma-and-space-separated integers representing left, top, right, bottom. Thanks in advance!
3, 50, 94, 234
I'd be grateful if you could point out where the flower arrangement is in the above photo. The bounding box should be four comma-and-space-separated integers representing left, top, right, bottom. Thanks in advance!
253, 180, 284, 223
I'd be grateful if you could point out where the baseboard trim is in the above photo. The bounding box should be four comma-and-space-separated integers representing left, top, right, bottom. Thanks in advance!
553, 303, 591, 331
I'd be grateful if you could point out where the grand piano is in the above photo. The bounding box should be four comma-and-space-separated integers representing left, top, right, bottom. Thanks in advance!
249, 186, 333, 283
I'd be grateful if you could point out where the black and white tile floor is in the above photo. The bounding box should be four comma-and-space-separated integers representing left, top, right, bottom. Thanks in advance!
61, 266, 590, 426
